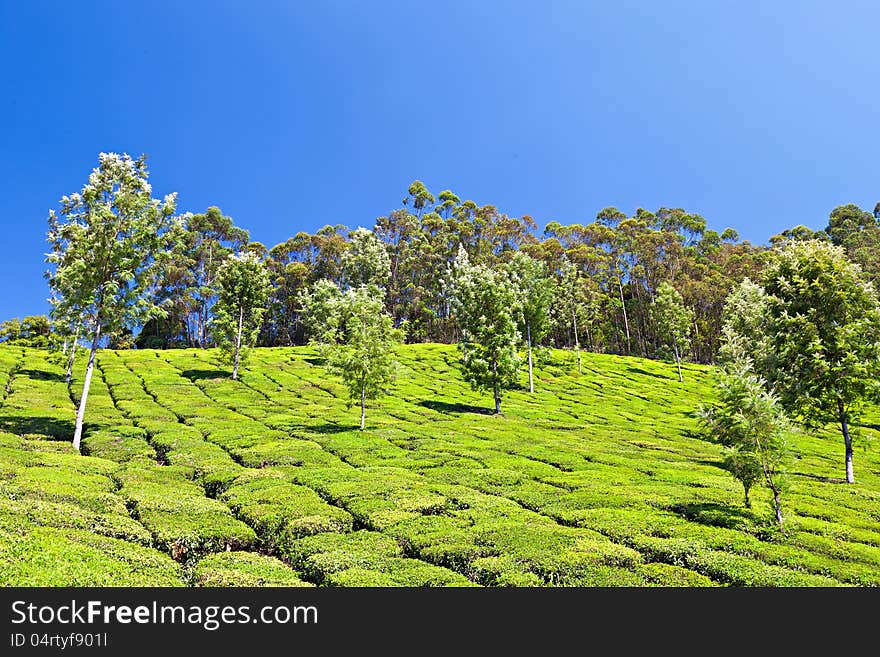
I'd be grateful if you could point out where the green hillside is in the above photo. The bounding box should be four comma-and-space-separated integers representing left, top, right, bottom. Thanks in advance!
1, 343, 878, 586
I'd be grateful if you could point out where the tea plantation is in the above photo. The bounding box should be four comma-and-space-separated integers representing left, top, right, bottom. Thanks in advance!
1, 343, 878, 586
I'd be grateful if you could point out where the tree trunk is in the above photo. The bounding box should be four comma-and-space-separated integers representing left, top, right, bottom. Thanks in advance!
572, 307, 581, 375
618, 276, 631, 354
492, 359, 501, 414
72, 323, 101, 453
743, 486, 751, 508
232, 305, 244, 380
772, 486, 784, 532
673, 341, 683, 383
527, 323, 534, 394
360, 383, 366, 431
65, 324, 80, 385
838, 399, 854, 484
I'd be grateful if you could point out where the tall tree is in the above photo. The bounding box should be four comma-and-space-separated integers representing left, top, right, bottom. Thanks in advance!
317, 286, 404, 430
762, 240, 880, 483
650, 282, 693, 382
210, 252, 271, 380
46, 152, 176, 452
824, 203, 880, 290
449, 247, 521, 414
187, 207, 249, 347
507, 252, 554, 392
557, 259, 585, 373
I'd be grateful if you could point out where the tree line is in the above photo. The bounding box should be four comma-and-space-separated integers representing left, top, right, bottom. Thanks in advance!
5, 152, 880, 531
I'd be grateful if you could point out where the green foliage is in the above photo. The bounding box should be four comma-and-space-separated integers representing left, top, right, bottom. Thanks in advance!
321, 286, 404, 429
298, 278, 344, 344
699, 362, 789, 529
46, 153, 177, 339
0, 315, 51, 348
210, 252, 271, 378
718, 277, 770, 369
824, 203, 880, 290
507, 252, 554, 391
762, 239, 880, 482
450, 247, 521, 413
650, 282, 693, 381
46, 152, 178, 449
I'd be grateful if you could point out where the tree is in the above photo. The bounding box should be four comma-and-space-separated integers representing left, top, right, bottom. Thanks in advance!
210, 252, 271, 380
449, 247, 521, 414
341, 227, 391, 289
318, 286, 404, 430
46, 152, 176, 452
650, 282, 693, 382
699, 361, 788, 531
187, 208, 249, 347
557, 259, 585, 373
507, 252, 554, 392
762, 240, 880, 483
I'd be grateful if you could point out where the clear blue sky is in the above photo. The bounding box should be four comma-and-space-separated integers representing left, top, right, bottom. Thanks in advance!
1, 1, 878, 319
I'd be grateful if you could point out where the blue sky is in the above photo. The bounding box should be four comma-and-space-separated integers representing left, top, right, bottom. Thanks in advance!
1, 1, 878, 319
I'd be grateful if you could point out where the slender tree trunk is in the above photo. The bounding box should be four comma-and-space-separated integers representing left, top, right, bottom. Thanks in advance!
743, 486, 751, 508
673, 341, 683, 383
572, 307, 581, 375
527, 323, 534, 394
65, 324, 80, 385
617, 276, 631, 354
838, 399, 854, 484
360, 383, 366, 430
72, 323, 101, 453
232, 305, 244, 380
772, 486, 784, 532
492, 359, 501, 414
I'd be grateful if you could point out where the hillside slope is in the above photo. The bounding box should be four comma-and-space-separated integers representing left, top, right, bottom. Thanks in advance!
1, 344, 878, 586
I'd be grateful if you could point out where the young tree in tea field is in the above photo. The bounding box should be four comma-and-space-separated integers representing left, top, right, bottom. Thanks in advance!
762, 240, 880, 484
449, 246, 521, 414
699, 360, 788, 531
650, 282, 693, 382
507, 252, 553, 393
322, 285, 404, 430
210, 252, 271, 380
46, 152, 177, 452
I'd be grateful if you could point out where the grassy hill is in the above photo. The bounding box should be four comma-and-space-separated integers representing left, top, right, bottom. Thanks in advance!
1, 343, 878, 586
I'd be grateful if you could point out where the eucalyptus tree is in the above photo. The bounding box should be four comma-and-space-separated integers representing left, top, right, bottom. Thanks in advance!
46, 152, 177, 452
762, 240, 880, 483
185, 207, 248, 347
